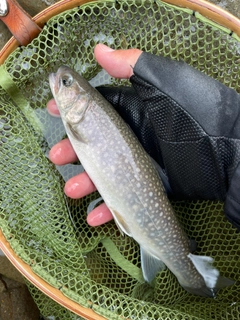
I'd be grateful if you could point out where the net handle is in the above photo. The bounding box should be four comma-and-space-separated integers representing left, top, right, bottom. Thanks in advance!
0, 0, 42, 46
0, 0, 240, 65
0, 0, 94, 63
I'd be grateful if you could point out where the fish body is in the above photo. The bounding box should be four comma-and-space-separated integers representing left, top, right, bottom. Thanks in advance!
49, 66, 233, 297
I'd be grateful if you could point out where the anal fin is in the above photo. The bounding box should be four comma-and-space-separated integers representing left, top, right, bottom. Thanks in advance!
141, 246, 166, 283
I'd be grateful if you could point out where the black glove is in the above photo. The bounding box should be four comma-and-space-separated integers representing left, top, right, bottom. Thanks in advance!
97, 52, 240, 230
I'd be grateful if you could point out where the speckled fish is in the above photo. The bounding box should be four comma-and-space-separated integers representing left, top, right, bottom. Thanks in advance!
49, 66, 233, 297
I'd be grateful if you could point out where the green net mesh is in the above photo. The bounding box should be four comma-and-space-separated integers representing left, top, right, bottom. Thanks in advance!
0, 0, 240, 319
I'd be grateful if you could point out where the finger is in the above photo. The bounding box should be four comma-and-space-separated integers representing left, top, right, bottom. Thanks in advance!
64, 171, 96, 199
87, 202, 113, 226
49, 138, 78, 165
47, 45, 141, 116
47, 98, 60, 117
94, 43, 142, 79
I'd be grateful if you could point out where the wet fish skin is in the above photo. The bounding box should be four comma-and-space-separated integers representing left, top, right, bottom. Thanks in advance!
49, 66, 234, 297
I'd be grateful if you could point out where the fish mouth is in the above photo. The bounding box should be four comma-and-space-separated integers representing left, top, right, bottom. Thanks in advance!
49, 72, 58, 97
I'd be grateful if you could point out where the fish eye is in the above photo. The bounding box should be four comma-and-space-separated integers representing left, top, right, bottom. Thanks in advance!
62, 74, 73, 87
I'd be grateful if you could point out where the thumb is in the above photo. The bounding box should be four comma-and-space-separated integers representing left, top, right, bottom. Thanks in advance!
94, 43, 142, 79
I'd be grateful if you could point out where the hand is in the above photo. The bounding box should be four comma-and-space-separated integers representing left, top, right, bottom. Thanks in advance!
47, 44, 142, 226
48, 44, 240, 230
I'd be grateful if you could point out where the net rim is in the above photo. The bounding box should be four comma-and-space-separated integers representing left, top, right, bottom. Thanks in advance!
0, 229, 106, 320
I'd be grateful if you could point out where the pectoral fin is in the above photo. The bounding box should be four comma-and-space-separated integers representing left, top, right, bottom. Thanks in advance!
141, 246, 166, 283
67, 123, 88, 143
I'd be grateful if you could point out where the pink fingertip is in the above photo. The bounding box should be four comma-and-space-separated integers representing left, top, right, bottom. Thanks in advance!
49, 138, 78, 165
95, 43, 115, 53
47, 99, 60, 117
87, 203, 113, 226
64, 171, 96, 199
48, 145, 63, 164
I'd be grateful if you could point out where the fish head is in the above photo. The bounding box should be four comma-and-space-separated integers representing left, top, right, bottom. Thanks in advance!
49, 66, 90, 124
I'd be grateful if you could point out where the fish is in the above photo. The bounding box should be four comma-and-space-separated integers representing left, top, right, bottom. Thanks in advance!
49, 66, 234, 298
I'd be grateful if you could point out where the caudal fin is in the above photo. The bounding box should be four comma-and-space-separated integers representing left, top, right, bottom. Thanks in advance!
186, 253, 234, 297
182, 276, 234, 298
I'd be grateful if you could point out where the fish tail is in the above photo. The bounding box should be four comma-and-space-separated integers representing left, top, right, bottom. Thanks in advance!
182, 276, 234, 298
184, 253, 234, 297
